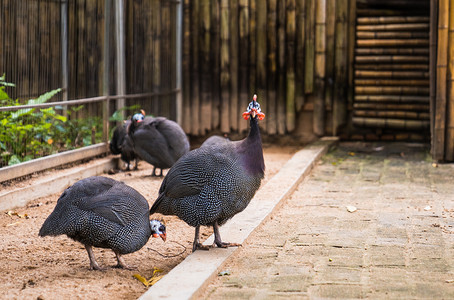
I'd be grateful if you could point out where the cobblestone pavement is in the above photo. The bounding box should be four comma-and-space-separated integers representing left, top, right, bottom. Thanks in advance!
201, 142, 454, 299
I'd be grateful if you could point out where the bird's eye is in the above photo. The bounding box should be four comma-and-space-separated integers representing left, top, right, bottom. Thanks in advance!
159, 225, 166, 232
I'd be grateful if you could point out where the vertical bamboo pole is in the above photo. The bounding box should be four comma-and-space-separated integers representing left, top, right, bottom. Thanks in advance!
256, 0, 267, 132
220, 0, 230, 133
77, 0, 86, 103
346, 0, 356, 121
238, 0, 249, 133
144, 0, 154, 114
68, 0, 76, 101
429, 0, 438, 156
295, 0, 306, 111
277, 0, 286, 134
161, 1, 171, 118
191, 0, 201, 135
182, 0, 191, 133
229, 0, 239, 132
324, 0, 336, 113
267, 0, 277, 135
332, 0, 348, 135
175, 0, 183, 125
314, 0, 326, 136
434, 0, 449, 160
200, 0, 211, 133
86, 0, 96, 116
304, 0, 315, 94
446, 1, 454, 161
152, 0, 161, 115
286, 0, 296, 132
103, 0, 112, 143
249, 0, 257, 93
61, 0, 69, 111
211, 0, 220, 130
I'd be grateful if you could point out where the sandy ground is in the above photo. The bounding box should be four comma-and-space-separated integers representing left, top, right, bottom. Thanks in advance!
0, 144, 299, 300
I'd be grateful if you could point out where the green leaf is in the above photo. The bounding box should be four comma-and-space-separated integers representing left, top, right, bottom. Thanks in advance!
8, 155, 21, 166
27, 88, 61, 105
0, 87, 10, 100
83, 136, 91, 146
11, 108, 34, 119
53, 114, 67, 122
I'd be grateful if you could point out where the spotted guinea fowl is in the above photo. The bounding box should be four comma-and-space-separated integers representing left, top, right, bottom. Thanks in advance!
128, 114, 190, 176
200, 134, 230, 148
39, 176, 166, 270
150, 94, 265, 251
110, 120, 138, 170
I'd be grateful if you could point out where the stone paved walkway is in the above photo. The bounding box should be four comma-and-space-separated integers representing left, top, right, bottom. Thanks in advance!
200, 142, 454, 299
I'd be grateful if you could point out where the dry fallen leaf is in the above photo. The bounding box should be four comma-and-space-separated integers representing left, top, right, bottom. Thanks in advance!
133, 267, 163, 287
6, 211, 29, 219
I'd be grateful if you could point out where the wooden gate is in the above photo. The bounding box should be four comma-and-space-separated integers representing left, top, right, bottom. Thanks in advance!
352, 0, 431, 136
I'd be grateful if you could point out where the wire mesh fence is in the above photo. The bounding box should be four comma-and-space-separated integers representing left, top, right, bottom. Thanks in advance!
0, 0, 181, 178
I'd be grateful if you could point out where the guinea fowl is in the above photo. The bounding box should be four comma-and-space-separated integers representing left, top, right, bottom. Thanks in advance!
39, 176, 166, 270
110, 120, 138, 170
128, 113, 190, 176
150, 94, 265, 251
200, 134, 230, 148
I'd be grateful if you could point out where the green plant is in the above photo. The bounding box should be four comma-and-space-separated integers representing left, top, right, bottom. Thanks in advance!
0, 75, 103, 167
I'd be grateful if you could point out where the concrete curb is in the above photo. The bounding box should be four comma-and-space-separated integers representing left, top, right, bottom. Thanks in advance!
139, 137, 338, 300
0, 157, 118, 211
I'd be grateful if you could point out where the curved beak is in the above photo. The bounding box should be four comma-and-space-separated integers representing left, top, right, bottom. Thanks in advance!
152, 232, 166, 241
251, 110, 256, 119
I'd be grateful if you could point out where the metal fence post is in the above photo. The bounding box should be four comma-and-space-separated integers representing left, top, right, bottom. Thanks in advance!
176, 0, 183, 125
115, 0, 126, 122
61, 0, 69, 113
103, 0, 112, 144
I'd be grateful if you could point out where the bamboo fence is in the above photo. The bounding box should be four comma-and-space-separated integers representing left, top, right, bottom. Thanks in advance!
352, 0, 432, 135
6, 0, 454, 161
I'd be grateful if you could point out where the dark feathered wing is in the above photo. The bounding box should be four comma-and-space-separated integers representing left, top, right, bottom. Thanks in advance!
132, 121, 176, 168
39, 177, 149, 236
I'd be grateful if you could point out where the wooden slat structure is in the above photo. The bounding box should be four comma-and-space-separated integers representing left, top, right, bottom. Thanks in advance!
0, 0, 180, 121
4, 0, 454, 162
353, 0, 431, 134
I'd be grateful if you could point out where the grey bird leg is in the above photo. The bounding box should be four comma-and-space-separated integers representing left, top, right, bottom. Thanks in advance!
158, 168, 163, 177
134, 159, 139, 170
152, 166, 157, 177
85, 245, 105, 271
192, 225, 210, 252
212, 221, 241, 249
114, 251, 135, 270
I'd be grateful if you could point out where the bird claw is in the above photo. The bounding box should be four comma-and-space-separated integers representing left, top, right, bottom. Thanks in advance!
113, 263, 137, 270
89, 264, 107, 271
213, 242, 242, 249
192, 242, 210, 252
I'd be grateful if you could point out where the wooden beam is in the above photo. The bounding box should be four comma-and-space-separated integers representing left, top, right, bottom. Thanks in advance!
0, 143, 109, 183
0, 157, 118, 211
434, 0, 449, 160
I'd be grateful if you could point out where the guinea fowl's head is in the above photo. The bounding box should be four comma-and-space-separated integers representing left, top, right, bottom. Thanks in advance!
132, 113, 145, 124
242, 94, 265, 121
150, 219, 167, 241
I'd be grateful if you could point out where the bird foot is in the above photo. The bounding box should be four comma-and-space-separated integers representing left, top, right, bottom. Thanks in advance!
89, 263, 107, 271
113, 263, 137, 270
192, 242, 211, 252
212, 242, 242, 249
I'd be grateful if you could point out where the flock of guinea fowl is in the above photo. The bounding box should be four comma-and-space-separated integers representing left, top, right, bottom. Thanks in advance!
39, 95, 267, 270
